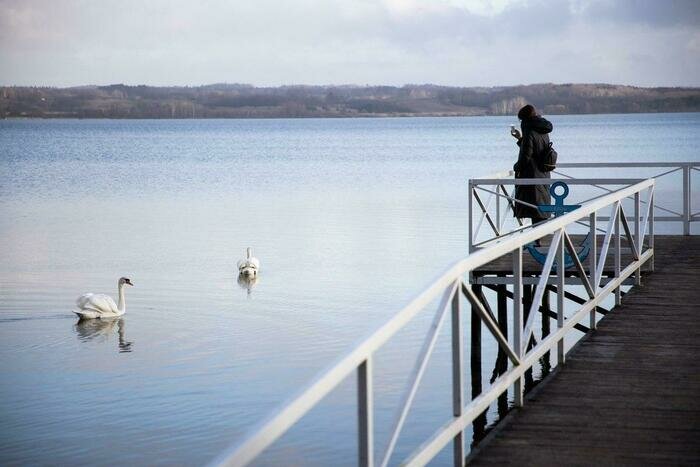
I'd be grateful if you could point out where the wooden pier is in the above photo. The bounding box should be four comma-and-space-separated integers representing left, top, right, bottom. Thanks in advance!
468, 235, 700, 466
212, 163, 699, 467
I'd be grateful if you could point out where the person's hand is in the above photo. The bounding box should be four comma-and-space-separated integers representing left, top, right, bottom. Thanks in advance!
510, 128, 521, 140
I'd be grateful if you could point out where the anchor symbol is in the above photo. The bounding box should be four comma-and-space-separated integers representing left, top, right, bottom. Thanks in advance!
525, 181, 590, 269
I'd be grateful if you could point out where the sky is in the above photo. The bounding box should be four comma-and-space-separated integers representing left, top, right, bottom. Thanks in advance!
1, 0, 699, 88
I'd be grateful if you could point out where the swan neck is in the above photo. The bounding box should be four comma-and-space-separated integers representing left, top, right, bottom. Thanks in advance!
118, 282, 126, 311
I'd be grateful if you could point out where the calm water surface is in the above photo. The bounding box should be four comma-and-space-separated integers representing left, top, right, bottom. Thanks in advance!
1, 114, 699, 466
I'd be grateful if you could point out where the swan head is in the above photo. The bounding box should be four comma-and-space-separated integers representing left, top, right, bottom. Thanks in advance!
119, 277, 134, 287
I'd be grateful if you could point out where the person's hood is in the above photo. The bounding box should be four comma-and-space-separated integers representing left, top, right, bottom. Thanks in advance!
522, 116, 552, 134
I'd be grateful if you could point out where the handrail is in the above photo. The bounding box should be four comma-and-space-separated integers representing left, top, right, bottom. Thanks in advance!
211, 175, 655, 467
468, 178, 644, 251
557, 162, 696, 167
469, 162, 698, 249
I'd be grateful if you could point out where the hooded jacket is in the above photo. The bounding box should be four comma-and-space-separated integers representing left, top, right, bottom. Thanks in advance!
513, 116, 553, 220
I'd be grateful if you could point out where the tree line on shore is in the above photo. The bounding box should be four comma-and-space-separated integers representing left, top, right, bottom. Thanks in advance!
1, 82, 699, 119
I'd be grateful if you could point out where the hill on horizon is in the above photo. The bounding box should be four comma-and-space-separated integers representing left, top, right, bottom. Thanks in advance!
2, 82, 699, 119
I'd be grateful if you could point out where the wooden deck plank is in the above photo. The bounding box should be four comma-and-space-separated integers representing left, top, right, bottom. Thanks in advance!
468, 235, 700, 466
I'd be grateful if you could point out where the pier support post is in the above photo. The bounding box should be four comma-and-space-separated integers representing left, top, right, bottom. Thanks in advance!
495, 278, 509, 418
683, 165, 691, 236
541, 289, 551, 377
452, 285, 464, 466
470, 285, 486, 444
357, 358, 374, 467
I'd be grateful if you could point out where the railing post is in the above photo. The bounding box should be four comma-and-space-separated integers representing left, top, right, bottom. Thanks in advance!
683, 164, 690, 236
557, 228, 565, 364
589, 212, 597, 330
615, 204, 622, 306
512, 246, 523, 407
634, 192, 641, 286
451, 285, 464, 467
358, 358, 374, 467
468, 181, 475, 252
495, 184, 501, 236
650, 188, 655, 272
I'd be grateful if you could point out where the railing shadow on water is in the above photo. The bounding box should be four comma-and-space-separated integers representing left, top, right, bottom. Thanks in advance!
207, 163, 684, 467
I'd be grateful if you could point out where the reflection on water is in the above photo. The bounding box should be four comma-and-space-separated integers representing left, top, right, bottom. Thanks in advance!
237, 274, 259, 296
74, 318, 133, 353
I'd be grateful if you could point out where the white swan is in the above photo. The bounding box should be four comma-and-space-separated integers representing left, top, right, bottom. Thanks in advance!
237, 247, 260, 278
73, 277, 133, 320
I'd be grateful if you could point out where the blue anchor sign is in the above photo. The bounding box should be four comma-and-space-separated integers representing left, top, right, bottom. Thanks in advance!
538, 181, 580, 217
525, 181, 590, 269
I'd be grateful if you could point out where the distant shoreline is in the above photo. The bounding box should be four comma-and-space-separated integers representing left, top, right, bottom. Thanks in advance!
3, 110, 700, 121
3, 83, 699, 119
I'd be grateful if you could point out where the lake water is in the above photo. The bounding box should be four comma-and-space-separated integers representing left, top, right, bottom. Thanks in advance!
1, 113, 699, 466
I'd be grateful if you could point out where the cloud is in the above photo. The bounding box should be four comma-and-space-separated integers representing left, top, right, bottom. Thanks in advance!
0, 0, 698, 87
579, 0, 700, 28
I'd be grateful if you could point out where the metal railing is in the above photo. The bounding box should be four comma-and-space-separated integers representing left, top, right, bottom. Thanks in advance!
211, 174, 655, 467
468, 162, 698, 251
557, 163, 698, 235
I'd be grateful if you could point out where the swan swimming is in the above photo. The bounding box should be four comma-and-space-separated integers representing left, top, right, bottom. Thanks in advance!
237, 247, 260, 278
73, 277, 133, 320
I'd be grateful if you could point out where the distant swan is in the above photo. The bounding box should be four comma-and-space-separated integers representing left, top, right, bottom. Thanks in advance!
237, 247, 260, 278
73, 277, 133, 320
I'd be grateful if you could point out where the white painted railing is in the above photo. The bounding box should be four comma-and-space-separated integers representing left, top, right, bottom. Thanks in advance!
469, 162, 698, 251
211, 174, 655, 467
557, 162, 698, 235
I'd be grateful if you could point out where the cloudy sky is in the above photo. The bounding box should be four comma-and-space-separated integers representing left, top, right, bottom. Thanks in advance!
1, 0, 699, 87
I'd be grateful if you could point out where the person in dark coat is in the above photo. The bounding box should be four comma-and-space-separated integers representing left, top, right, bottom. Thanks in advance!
510, 104, 553, 225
